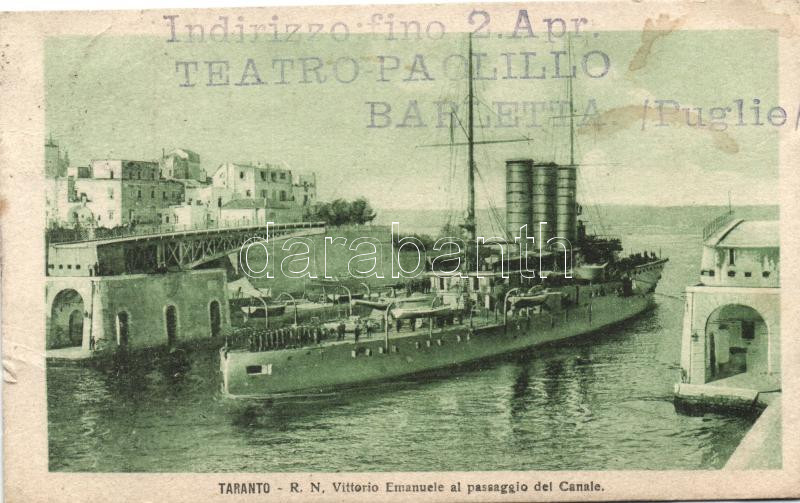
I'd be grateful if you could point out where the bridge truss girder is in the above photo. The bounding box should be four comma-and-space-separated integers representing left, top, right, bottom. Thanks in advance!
114, 226, 323, 275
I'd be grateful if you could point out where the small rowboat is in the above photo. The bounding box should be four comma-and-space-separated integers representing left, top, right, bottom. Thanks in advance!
283, 299, 333, 312
390, 295, 453, 319
239, 304, 286, 318
507, 293, 548, 308
574, 262, 609, 282
352, 298, 393, 310
391, 305, 453, 319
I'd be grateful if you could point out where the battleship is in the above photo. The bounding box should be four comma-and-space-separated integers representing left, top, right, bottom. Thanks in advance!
219, 35, 668, 399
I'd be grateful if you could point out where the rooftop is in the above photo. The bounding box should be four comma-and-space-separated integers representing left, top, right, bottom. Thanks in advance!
222, 198, 294, 210
90, 159, 159, 166
219, 161, 288, 170
168, 148, 200, 162
711, 220, 779, 248
177, 179, 209, 189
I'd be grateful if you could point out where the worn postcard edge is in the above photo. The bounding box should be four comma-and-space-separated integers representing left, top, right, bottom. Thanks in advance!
1, 2, 799, 502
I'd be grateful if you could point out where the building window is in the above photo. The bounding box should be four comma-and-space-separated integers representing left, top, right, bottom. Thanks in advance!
744, 272, 752, 277
239, 171, 245, 179
280, 172, 286, 180
151, 190, 155, 198
271, 173, 277, 182
246, 364, 272, 375
218, 197, 222, 208
108, 188, 114, 199
110, 171, 114, 179
260, 171, 266, 181
763, 271, 770, 278
165, 305, 178, 345
280, 190, 287, 201
108, 211, 114, 220
137, 189, 142, 199
261, 190, 267, 198
76, 265, 81, 270
117, 312, 130, 347
209, 300, 222, 337
709, 270, 715, 277
246, 190, 251, 197
728, 248, 735, 266
163, 191, 166, 200
727, 270, 736, 277
742, 321, 755, 340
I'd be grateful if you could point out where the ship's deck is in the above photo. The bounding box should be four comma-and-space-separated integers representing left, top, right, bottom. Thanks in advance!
228, 257, 669, 356
230, 311, 506, 354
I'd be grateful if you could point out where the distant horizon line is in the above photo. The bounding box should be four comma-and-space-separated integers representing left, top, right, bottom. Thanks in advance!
373, 203, 779, 211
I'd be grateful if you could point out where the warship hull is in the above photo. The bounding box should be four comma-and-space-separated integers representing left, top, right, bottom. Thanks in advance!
220, 260, 666, 399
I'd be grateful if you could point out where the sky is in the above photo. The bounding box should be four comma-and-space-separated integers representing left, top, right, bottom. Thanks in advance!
45, 29, 780, 214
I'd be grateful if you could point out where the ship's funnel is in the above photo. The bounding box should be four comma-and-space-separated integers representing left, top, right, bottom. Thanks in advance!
505, 159, 533, 240
556, 166, 578, 244
531, 163, 558, 245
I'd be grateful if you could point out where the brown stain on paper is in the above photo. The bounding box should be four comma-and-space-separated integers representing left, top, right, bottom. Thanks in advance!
629, 1, 798, 74
629, 14, 684, 72
579, 104, 739, 154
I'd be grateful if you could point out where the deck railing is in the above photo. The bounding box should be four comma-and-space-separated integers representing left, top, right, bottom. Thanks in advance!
702, 211, 735, 240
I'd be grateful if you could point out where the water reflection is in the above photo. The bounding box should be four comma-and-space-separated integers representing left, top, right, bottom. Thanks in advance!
542, 359, 566, 405
509, 364, 530, 417
47, 302, 755, 472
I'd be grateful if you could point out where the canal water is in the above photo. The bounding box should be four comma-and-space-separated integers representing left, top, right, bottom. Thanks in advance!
47, 210, 764, 472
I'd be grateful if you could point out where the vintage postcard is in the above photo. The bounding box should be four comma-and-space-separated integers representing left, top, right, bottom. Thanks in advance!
1, 1, 799, 501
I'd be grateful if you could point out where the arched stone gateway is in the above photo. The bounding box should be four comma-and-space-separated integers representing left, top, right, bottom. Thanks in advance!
704, 304, 768, 382
676, 218, 780, 400
680, 284, 780, 386
46, 270, 231, 356
49, 289, 85, 349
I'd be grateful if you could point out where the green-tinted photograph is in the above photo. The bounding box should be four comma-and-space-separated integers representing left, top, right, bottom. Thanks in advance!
44, 20, 781, 473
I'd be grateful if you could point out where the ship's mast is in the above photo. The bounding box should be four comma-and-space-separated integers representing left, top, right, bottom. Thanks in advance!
568, 34, 575, 167
423, 32, 530, 252
466, 33, 476, 246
